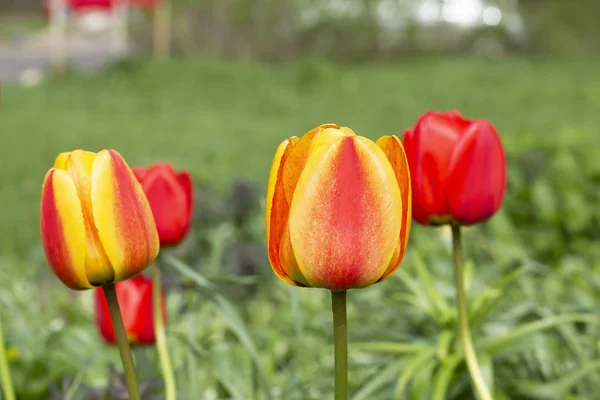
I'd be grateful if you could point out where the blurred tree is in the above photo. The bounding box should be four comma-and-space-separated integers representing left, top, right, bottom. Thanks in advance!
518, 0, 600, 56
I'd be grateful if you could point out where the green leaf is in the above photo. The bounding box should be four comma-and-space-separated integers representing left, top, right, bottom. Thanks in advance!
353, 362, 401, 400
463, 260, 474, 295
394, 349, 435, 399
477, 353, 494, 399
410, 359, 436, 400
469, 265, 528, 330
166, 256, 272, 400
513, 360, 600, 399
432, 356, 462, 400
479, 313, 600, 355
354, 341, 431, 355
436, 330, 455, 361
395, 270, 436, 320
412, 254, 453, 321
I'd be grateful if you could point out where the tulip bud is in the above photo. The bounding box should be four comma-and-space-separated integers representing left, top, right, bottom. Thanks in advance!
403, 110, 507, 226
95, 274, 166, 345
132, 163, 193, 247
266, 124, 412, 291
40, 149, 160, 290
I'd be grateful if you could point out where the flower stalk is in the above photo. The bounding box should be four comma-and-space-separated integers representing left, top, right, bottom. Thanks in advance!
153, 262, 177, 400
452, 225, 493, 400
331, 290, 348, 400
0, 313, 15, 400
104, 283, 141, 400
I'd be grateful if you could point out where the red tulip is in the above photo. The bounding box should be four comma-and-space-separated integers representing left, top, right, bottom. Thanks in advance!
95, 274, 166, 345
132, 163, 193, 247
403, 110, 506, 226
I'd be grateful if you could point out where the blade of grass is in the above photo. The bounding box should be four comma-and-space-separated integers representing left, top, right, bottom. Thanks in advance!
432, 355, 462, 400
354, 341, 431, 354
394, 349, 436, 399
513, 359, 600, 399
353, 362, 401, 400
479, 314, 600, 355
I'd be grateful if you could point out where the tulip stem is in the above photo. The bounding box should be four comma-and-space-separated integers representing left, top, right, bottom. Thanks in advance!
331, 290, 348, 400
0, 313, 15, 400
452, 225, 493, 400
104, 283, 141, 400
153, 262, 177, 400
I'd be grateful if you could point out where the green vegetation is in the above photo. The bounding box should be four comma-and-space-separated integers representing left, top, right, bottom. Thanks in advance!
2, 57, 600, 398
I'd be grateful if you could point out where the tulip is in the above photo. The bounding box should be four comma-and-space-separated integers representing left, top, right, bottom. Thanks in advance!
403, 111, 505, 400
40, 149, 159, 400
403, 110, 506, 226
132, 163, 193, 247
95, 274, 166, 345
266, 124, 412, 291
132, 163, 190, 400
266, 124, 412, 399
40, 149, 160, 290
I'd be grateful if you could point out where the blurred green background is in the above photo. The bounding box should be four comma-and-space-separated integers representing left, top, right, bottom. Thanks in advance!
1, 1, 600, 399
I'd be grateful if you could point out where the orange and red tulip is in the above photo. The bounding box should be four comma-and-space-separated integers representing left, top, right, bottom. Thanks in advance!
403, 110, 506, 226
40, 149, 159, 290
266, 124, 412, 291
95, 274, 166, 345
132, 163, 193, 247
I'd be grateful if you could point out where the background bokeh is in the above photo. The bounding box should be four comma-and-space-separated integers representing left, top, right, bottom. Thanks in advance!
1, 1, 600, 399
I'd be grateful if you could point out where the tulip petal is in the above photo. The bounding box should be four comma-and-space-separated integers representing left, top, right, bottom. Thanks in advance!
281, 123, 340, 204
446, 120, 507, 225
176, 171, 194, 229
376, 135, 412, 280
404, 111, 469, 224
40, 169, 92, 290
53, 152, 71, 169
289, 133, 402, 290
63, 150, 114, 285
265, 137, 307, 286
140, 167, 191, 246
92, 150, 159, 281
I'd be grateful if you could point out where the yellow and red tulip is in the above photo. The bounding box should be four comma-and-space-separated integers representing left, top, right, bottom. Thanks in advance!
40, 149, 159, 290
266, 124, 412, 291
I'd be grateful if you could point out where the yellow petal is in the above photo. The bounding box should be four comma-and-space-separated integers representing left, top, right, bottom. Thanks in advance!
40, 169, 92, 290
65, 150, 113, 285
92, 150, 159, 281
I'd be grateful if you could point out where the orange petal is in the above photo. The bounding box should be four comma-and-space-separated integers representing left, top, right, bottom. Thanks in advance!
265, 138, 305, 286
281, 124, 339, 204
288, 132, 402, 290
92, 150, 159, 281
40, 169, 92, 290
376, 135, 412, 281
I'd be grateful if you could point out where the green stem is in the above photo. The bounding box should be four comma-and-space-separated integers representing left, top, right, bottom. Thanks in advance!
331, 290, 348, 400
0, 314, 15, 400
452, 225, 493, 400
153, 263, 177, 400
104, 283, 141, 400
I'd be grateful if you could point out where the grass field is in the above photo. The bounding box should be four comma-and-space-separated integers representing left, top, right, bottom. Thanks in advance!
3, 57, 600, 253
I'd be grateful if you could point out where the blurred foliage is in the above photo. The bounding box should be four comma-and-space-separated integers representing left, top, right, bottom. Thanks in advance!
4, 0, 600, 58
2, 173, 600, 398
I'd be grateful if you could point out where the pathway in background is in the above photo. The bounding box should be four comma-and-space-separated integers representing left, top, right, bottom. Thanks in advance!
0, 26, 126, 84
